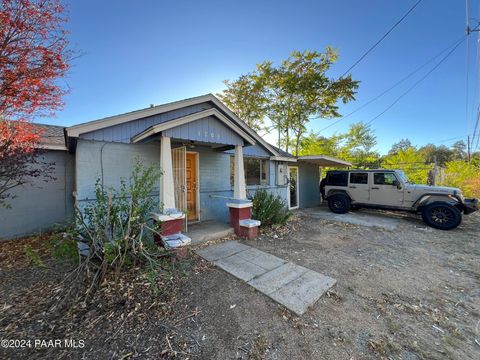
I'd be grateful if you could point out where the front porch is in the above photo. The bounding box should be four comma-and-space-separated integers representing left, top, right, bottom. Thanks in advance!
186, 220, 235, 245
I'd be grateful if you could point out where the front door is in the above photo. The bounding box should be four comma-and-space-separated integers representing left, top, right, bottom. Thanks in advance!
288, 166, 299, 209
186, 152, 199, 221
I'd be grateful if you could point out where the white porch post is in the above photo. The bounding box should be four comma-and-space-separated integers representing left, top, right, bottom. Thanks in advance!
233, 145, 247, 199
160, 136, 176, 210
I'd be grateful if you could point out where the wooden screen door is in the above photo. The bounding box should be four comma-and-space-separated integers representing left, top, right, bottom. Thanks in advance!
186, 152, 199, 221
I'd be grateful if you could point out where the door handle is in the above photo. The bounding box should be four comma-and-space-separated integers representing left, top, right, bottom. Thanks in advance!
371, 187, 380, 190
349, 186, 356, 189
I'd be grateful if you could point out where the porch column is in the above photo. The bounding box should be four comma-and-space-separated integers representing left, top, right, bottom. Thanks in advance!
160, 136, 176, 210
233, 145, 246, 199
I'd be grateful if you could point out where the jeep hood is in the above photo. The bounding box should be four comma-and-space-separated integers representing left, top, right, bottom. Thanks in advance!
409, 184, 461, 194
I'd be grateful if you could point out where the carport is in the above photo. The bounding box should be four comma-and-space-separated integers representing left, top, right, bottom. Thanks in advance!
292, 155, 352, 209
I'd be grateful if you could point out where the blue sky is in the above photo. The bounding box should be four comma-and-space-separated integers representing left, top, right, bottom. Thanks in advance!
43, 0, 479, 154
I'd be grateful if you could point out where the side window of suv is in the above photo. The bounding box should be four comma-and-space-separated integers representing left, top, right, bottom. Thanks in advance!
326, 172, 348, 186
350, 173, 368, 184
374, 172, 397, 186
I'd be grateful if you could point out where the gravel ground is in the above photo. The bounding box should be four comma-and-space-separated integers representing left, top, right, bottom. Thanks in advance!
0, 208, 479, 359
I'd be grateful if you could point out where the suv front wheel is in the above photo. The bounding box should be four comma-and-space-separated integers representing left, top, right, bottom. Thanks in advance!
421, 202, 462, 230
327, 193, 351, 214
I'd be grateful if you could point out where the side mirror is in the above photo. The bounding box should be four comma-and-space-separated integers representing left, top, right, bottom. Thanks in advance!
393, 180, 402, 189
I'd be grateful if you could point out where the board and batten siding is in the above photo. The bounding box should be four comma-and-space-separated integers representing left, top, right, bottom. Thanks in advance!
0, 150, 75, 240
80, 103, 213, 143
164, 116, 243, 146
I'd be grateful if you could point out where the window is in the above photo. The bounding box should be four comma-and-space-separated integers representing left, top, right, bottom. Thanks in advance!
374, 172, 397, 186
350, 172, 368, 184
230, 157, 268, 186
326, 171, 348, 186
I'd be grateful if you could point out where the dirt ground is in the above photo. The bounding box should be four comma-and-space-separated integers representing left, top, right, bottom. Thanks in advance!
1, 207, 479, 359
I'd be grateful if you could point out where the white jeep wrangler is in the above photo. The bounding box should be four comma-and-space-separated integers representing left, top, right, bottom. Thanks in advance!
321, 169, 478, 230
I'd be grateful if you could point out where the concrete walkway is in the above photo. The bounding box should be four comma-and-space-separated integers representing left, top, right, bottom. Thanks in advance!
196, 241, 336, 315
300, 206, 400, 231
187, 221, 234, 245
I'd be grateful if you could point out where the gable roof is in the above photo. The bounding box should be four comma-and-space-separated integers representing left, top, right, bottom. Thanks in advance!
65, 94, 281, 157
131, 108, 256, 145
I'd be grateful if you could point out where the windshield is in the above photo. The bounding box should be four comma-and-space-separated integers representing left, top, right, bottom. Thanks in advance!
396, 171, 411, 184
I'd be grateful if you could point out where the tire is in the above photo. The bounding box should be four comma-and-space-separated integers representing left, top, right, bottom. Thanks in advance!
421, 202, 462, 230
327, 193, 351, 214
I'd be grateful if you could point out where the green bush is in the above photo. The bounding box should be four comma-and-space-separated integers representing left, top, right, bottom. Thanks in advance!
249, 188, 290, 227
61, 159, 166, 301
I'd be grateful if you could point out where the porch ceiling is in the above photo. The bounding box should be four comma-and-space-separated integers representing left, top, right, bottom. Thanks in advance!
297, 155, 352, 167
130, 108, 256, 146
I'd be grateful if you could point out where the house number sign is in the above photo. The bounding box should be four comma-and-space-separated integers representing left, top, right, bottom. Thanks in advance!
198, 130, 222, 140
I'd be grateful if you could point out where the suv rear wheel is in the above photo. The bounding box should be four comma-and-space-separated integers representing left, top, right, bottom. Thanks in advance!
327, 193, 351, 214
421, 202, 462, 230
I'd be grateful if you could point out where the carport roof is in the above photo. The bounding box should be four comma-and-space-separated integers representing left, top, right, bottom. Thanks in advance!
297, 155, 352, 167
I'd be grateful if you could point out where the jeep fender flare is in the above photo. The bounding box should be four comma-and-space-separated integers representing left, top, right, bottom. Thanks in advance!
413, 193, 461, 211
326, 189, 352, 200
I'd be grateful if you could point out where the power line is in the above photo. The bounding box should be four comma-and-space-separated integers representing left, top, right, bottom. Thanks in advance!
366, 36, 468, 125
341, 0, 423, 77
430, 134, 470, 145
320, 36, 465, 132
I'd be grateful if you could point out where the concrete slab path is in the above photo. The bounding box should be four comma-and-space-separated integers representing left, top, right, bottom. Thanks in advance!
300, 206, 400, 231
187, 221, 234, 245
196, 241, 336, 315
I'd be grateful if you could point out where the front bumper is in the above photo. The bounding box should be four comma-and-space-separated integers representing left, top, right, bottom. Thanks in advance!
463, 198, 479, 215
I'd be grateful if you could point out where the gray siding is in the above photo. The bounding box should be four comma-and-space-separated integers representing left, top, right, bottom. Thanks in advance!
75, 140, 291, 226
75, 139, 160, 202
298, 162, 321, 208
80, 103, 213, 143
0, 151, 75, 240
164, 116, 243, 146
195, 147, 289, 222
225, 144, 271, 157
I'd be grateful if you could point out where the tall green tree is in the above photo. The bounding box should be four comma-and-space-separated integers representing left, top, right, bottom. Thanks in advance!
451, 140, 467, 160
388, 139, 412, 155
217, 73, 267, 132
298, 122, 380, 168
219, 49, 359, 154
382, 147, 430, 184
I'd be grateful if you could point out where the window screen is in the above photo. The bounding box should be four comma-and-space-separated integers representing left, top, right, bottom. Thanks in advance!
326, 172, 348, 186
374, 172, 397, 185
350, 173, 368, 184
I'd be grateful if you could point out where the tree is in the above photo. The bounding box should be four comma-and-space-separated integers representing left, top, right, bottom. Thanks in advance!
217, 74, 267, 132
298, 131, 342, 157
0, 0, 70, 120
418, 144, 453, 166
220, 49, 359, 154
0, 121, 54, 207
342, 122, 379, 168
451, 140, 467, 160
298, 122, 380, 168
388, 139, 412, 155
0, 0, 70, 206
382, 147, 430, 184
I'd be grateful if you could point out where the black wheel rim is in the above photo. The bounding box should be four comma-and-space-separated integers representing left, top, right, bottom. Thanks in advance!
332, 199, 344, 210
430, 207, 455, 226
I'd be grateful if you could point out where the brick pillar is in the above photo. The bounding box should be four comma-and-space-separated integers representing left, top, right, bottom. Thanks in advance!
227, 202, 252, 236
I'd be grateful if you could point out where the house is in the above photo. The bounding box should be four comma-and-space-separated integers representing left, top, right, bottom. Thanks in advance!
0, 94, 351, 239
